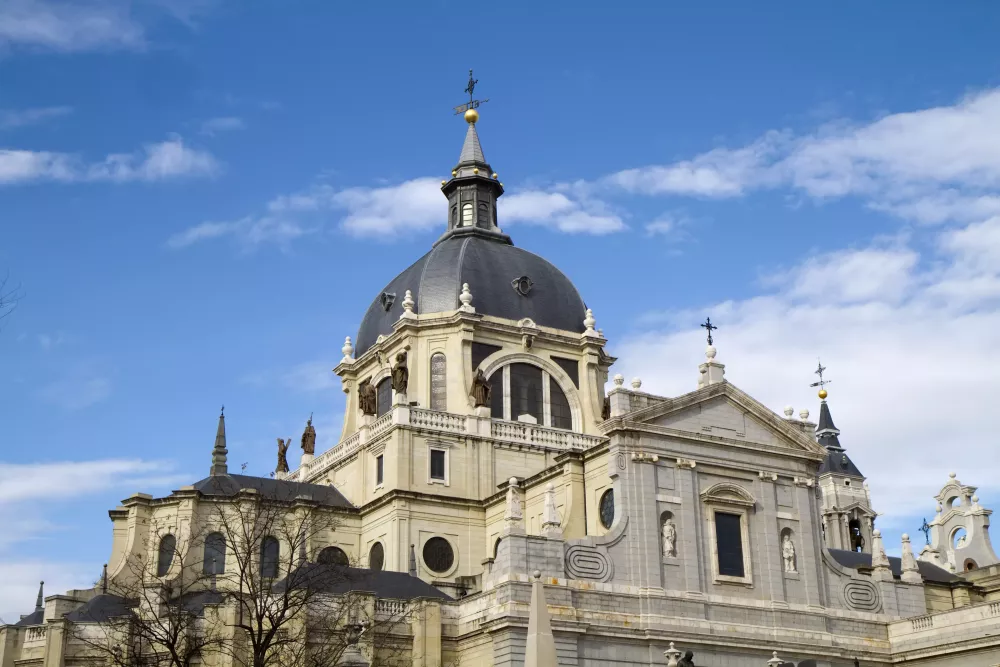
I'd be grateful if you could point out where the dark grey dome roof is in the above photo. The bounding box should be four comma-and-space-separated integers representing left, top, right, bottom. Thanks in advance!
356, 230, 587, 356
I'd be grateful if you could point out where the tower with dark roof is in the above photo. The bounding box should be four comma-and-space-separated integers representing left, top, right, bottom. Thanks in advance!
814, 387, 877, 554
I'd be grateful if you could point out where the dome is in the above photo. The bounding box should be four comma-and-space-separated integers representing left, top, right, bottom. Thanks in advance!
355, 229, 587, 356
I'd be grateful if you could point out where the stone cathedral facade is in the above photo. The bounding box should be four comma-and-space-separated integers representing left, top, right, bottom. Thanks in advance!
4, 109, 1000, 667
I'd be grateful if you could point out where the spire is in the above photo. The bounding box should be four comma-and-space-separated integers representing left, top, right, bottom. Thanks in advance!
816, 400, 842, 450
210, 406, 228, 476
35, 581, 44, 612
408, 544, 418, 578
439, 71, 506, 242
524, 571, 557, 667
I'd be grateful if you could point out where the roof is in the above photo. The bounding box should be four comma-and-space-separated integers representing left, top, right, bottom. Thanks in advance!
190, 474, 354, 509
274, 563, 452, 601
12, 609, 43, 627
64, 595, 133, 623
827, 548, 960, 583
818, 449, 865, 478
355, 233, 588, 356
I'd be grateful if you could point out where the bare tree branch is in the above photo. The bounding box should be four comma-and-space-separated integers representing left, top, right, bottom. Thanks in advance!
0, 271, 23, 329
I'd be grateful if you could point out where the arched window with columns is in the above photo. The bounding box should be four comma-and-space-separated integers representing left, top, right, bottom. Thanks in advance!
484, 358, 578, 430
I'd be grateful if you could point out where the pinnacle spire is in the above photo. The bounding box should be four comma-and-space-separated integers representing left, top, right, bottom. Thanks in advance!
35, 581, 44, 612
458, 122, 487, 167
210, 406, 228, 476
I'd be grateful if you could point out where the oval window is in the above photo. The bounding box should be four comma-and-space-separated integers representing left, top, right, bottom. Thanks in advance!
422, 537, 455, 573
599, 489, 615, 529
369, 542, 385, 572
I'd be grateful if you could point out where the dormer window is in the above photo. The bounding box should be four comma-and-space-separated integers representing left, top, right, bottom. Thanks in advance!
461, 203, 473, 226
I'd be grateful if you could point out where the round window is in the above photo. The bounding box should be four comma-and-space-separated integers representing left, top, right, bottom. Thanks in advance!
368, 542, 384, 572
599, 489, 615, 529
318, 546, 349, 566
422, 537, 455, 574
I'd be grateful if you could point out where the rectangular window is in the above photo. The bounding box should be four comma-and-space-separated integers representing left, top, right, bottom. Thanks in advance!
376, 378, 392, 417
430, 449, 446, 481
715, 511, 745, 578
376, 454, 384, 486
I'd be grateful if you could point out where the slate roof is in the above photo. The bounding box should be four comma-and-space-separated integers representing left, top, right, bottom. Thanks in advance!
64, 595, 133, 623
818, 449, 865, 478
274, 563, 452, 601
12, 609, 43, 627
827, 548, 960, 583
190, 474, 353, 509
356, 233, 588, 356
458, 123, 487, 165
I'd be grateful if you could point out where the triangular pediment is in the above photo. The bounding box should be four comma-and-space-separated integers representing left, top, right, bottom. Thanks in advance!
616, 382, 827, 457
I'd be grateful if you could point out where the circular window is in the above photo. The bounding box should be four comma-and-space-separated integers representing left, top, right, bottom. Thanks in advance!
422, 537, 455, 574
318, 546, 349, 566
599, 489, 615, 529
369, 542, 384, 572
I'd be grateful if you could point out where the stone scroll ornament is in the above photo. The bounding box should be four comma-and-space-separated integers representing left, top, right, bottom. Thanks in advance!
391, 352, 408, 394
471, 368, 492, 407
359, 379, 377, 416
565, 545, 613, 581
843, 580, 881, 611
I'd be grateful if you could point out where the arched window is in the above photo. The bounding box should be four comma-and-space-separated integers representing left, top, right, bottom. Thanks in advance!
550, 377, 572, 430
599, 489, 614, 529
260, 536, 279, 579
318, 546, 350, 566
376, 377, 392, 417
848, 519, 864, 552
157, 534, 176, 577
510, 363, 543, 423
450, 206, 457, 227
478, 202, 489, 228
461, 203, 473, 226
203, 532, 226, 574
369, 543, 384, 571
489, 368, 504, 419
430, 353, 447, 411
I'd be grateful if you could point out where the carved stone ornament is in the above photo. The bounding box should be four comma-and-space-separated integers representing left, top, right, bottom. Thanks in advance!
391, 351, 409, 394
276, 438, 290, 473
782, 534, 796, 573
662, 518, 677, 557
359, 379, 378, 416
471, 368, 492, 407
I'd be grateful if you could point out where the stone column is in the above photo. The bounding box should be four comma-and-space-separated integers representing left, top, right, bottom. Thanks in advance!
41, 620, 66, 667
411, 599, 442, 667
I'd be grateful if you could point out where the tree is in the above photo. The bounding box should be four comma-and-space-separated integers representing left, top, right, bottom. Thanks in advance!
0, 271, 22, 330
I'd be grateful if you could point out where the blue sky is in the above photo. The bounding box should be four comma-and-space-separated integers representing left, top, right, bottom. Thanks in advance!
2, 1, 1000, 620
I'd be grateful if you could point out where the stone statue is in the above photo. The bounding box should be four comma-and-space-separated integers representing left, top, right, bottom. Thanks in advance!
300, 416, 316, 455
471, 368, 492, 408
391, 351, 408, 395
782, 534, 796, 573
276, 438, 290, 473
678, 650, 695, 667
359, 379, 377, 416
601, 395, 611, 420
661, 518, 677, 557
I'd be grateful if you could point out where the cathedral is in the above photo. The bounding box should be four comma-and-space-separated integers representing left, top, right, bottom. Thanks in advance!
3, 101, 1000, 667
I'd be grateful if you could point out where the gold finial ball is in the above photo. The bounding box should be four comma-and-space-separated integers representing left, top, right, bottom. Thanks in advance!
492, 172, 498, 179
818, 389, 828, 400
441, 180, 446, 186
464, 108, 479, 124
473, 168, 479, 174
451, 170, 457, 177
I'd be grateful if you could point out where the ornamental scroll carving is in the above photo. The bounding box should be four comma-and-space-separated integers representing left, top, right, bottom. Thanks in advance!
843, 580, 881, 612
565, 544, 613, 582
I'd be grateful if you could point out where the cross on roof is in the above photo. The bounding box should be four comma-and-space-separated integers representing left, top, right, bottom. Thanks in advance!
920, 518, 932, 545
700, 317, 718, 345
810, 361, 832, 390
453, 69, 490, 115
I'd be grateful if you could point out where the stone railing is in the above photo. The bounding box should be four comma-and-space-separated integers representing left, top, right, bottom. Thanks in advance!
24, 626, 46, 643
490, 420, 605, 451
374, 598, 409, 618
889, 599, 1000, 655
410, 408, 466, 434
910, 615, 933, 631
292, 408, 607, 481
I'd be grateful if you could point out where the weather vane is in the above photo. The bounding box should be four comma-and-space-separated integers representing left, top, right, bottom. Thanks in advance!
810, 360, 832, 392
700, 317, 718, 346
920, 518, 932, 545
453, 69, 490, 116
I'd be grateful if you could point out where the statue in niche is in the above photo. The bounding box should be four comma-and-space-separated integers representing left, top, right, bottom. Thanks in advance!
661, 517, 677, 557
391, 352, 408, 394
359, 379, 377, 416
678, 650, 696, 667
276, 438, 290, 473
471, 368, 492, 407
782, 533, 796, 573
300, 415, 316, 455
601, 395, 611, 420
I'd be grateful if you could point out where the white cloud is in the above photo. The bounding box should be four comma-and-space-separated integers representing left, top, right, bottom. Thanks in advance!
0, 458, 179, 504
166, 215, 309, 250
332, 178, 443, 237
0, 0, 145, 53
200, 116, 246, 136
36, 374, 110, 410
0, 559, 96, 626
0, 106, 72, 129
503, 190, 625, 234
0, 137, 219, 185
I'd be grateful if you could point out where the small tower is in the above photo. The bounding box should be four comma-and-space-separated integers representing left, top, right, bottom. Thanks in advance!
209, 406, 228, 476
812, 365, 876, 553
919, 473, 998, 572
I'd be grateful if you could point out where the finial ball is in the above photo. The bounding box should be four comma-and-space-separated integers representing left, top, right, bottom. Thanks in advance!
949, 472, 957, 479
818, 388, 828, 399
464, 108, 479, 124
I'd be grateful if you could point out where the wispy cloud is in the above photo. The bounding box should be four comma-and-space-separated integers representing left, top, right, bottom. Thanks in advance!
0, 0, 145, 53
0, 136, 219, 185
166, 215, 309, 250
0, 458, 180, 504
0, 106, 72, 129
200, 116, 246, 136
36, 373, 111, 410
